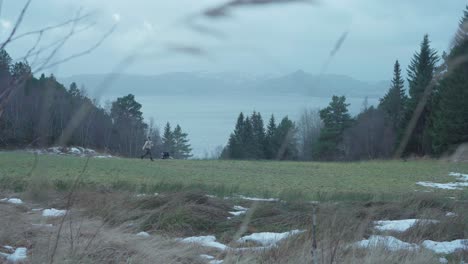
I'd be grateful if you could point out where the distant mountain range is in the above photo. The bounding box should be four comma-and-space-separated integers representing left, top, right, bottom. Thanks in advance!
60, 71, 390, 99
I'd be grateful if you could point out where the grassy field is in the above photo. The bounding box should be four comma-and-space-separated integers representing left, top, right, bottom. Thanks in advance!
1, 152, 467, 200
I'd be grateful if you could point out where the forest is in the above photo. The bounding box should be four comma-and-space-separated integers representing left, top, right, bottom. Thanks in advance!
222, 6, 468, 161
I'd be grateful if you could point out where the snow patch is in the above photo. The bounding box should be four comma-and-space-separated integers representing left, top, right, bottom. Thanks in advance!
136, 232, 150, 238
42, 208, 67, 217
180, 236, 227, 250
229, 205, 248, 217
417, 171, 468, 190
0, 198, 23, 204
237, 195, 279, 202
422, 239, 468, 254
200, 254, 215, 260
448, 172, 468, 181
29, 146, 113, 158
238, 230, 304, 247
416, 181, 468, 190
0, 247, 27, 263
200, 254, 223, 263
355, 235, 419, 251
374, 219, 438, 232
445, 212, 457, 217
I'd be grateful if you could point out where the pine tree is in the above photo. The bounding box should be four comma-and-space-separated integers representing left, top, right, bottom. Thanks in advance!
379, 60, 407, 130
265, 115, 277, 159
316, 95, 353, 160
162, 122, 175, 155
403, 35, 439, 155
172, 124, 192, 159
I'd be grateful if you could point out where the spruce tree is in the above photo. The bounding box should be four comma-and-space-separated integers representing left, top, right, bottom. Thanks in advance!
316, 95, 352, 160
172, 124, 192, 159
251, 111, 266, 159
162, 122, 175, 155
379, 60, 407, 130
403, 34, 439, 155
242, 116, 255, 159
225, 112, 246, 159
265, 115, 277, 159
431, 7, 468, 154
453, 5, 468, 48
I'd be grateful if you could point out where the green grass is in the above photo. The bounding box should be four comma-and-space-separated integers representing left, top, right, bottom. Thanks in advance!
0, 152, 467, 201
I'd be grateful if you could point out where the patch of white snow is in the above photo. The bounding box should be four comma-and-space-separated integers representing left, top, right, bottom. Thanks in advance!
422, 239, 468, 254
0, 198, 23, 204
417, 172, 468, 190
200, 254, 215, 260
6, 247, 27, 263
416, 181, 466, 190
238, 230, 304, 247
136, 232, 150, 238
445, 212, 457, 217
42, 208, 67, 217
237, 195, 279, 202
374, 219, 438, 232
229, 205, 248, 217
180, 236, 227, 250
355, 235, 419, 251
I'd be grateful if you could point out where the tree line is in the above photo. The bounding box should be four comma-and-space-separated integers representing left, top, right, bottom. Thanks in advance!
222, 5, 468, 161
221, 112, 298, 160
0, 51, 192, 158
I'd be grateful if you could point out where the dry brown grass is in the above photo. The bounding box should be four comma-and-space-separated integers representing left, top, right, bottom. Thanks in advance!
0, 192, 209, 264
1, 189, 467, 264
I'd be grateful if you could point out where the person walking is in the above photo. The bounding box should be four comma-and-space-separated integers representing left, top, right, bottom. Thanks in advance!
141, 137, 154, 161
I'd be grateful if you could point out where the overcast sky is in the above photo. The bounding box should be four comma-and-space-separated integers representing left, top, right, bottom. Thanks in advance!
0, 0, 466, 81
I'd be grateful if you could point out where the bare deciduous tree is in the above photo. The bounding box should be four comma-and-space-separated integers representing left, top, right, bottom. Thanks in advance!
297, 108, 322, 160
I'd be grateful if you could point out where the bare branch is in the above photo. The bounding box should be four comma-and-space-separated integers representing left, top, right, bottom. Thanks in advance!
9, 12, 94, 42
35, 23, 117, 73
0, 0, 31, 50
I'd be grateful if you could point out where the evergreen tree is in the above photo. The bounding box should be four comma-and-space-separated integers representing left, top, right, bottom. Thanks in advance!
264, 115, 277, 159
453, 5, 468, 48
431, 7, 468, 154
68, 82, 82, 98
316, 95, 353, 160
172, 124, 192, 159
403, 35, 439, 155
225, 112, 246, 159
111, 94, 144, 122
379, 60, 407, 129
242, 116, 255, 159
275, 116, 298, 160
162, 122, 175, 154
251, 111, 266, 159
110, 94, 147, 156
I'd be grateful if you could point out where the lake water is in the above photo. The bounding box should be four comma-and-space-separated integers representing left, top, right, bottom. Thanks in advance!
135, 94, 378, 158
